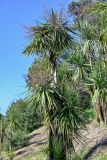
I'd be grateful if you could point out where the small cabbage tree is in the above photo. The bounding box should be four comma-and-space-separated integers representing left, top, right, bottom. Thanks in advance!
23, 9, 73, 160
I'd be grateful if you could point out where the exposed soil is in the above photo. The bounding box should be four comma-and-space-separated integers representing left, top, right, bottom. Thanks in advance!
74, 122, 107, 159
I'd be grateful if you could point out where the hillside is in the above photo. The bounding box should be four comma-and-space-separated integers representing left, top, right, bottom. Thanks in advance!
2, 122, 107, 160
2, 126, 47, 160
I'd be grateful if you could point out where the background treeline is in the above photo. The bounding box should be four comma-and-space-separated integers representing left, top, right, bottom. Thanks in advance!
0, 99, 43, 152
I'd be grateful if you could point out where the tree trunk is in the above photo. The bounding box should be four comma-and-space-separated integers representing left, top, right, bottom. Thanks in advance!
95, 103, 104, 125
49, 51, 67, 160
49, 126, 54, 160
60, 141, 66, 160
49, 51, 57, 87
48, 51, 58, 160
9, 131, 12, 152
9, 139, 12, 152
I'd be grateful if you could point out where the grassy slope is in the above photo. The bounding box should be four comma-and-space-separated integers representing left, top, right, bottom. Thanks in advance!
21, 151, 47, 160
2, 126, 47, 160
22, 122, 107, 160
14, 126, 47, 160
3, 122, 107, 160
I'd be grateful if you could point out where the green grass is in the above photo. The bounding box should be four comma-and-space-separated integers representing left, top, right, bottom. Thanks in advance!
71, 152, 107, 160
20, 146, 48, 160
91, 154, 107, 160
21, 149, 85, 160
20, 150, 107, 160
21, 150, 47, 160
84, 108, 96, 120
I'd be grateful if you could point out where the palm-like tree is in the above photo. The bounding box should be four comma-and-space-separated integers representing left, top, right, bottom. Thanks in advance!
5, 107, 20, 151
67, 50, 90, 83
75, 21, 98, 62
23, 10, 73, 87
54, 82, 87, 160
23, 10, 73, 160
27, 77, 87, 160
74, 2, 107, 125
85, 59, 107, 125
71, 13, 107, 124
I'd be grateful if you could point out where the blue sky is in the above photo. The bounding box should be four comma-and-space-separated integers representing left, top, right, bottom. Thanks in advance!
0, 0, 71, 113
